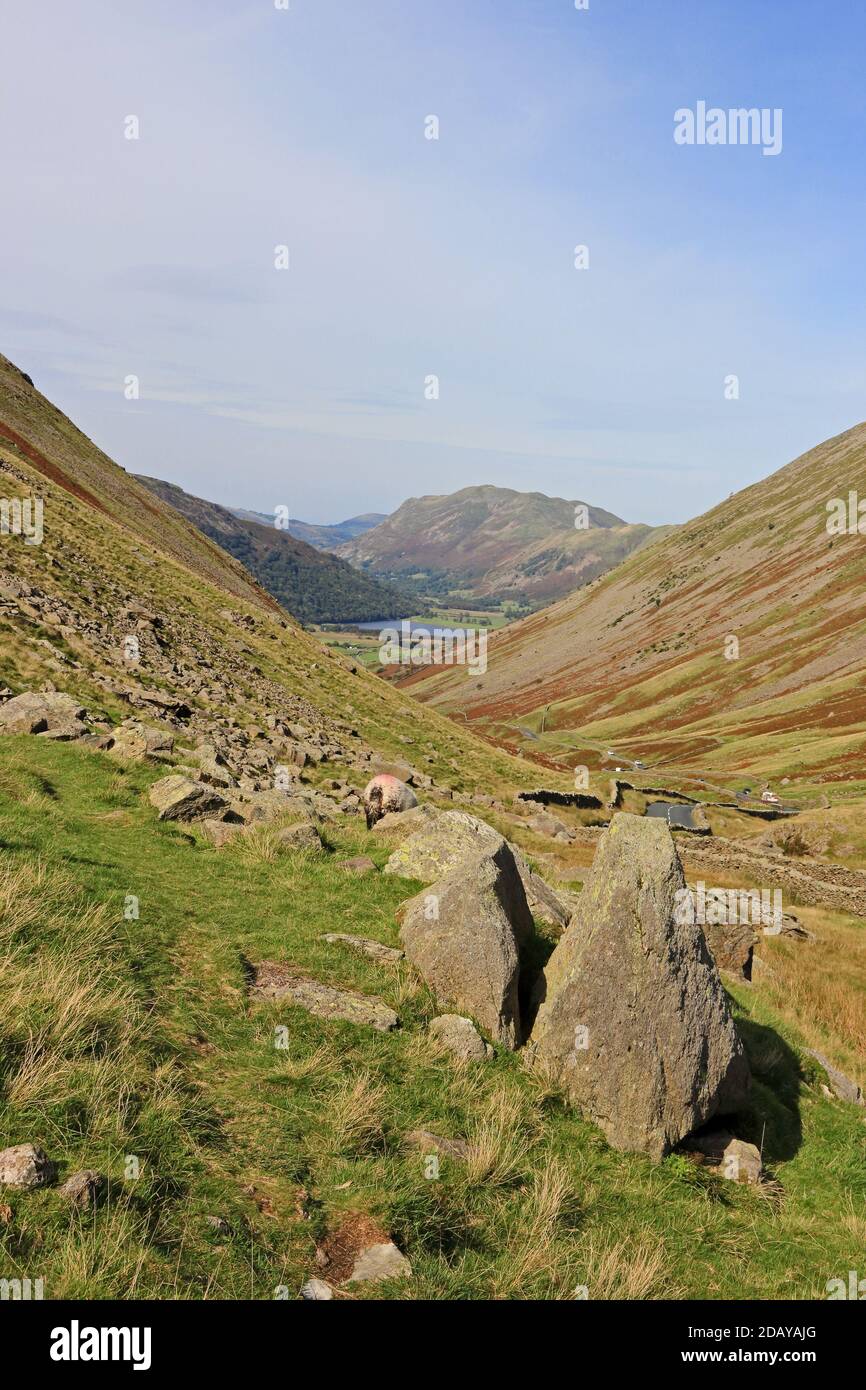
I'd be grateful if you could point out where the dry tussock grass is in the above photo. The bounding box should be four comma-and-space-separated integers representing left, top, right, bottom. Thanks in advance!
464, 1085, 537, 1188
0, 856, 144, 1122
756, 907, 866, 1076
323, 1069, 387, 1156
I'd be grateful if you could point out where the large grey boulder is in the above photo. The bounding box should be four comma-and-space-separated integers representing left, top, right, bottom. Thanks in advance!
148, 774, 229, 822
0, 691, 85, 735
384, 809, 500, 879
530, 814, 750, 1160
398, 842, 532, 1049
385, 809, 572, 931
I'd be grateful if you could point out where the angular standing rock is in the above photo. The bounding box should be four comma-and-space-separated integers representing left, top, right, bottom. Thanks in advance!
398, 843, 532, 1049
385, 809, 572, 932
530, 814, 750, 1160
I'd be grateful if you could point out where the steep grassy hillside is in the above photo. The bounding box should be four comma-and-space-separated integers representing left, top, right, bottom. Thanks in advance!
137, 477, 410, 624
340, 484, 664, 610
0, 355, 542, 802
412, 425, 866, 792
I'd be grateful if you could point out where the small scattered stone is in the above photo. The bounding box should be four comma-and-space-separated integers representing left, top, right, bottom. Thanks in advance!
276, 821, 322, 851
321, 933, 404, 964
348, 1241, 412, 1284
689, 1131, 762, 1184
428, 1014, 493, 1061
807, 1049, 864, 1106
58, 1170, 105, 1208
337, 856, 377, 874
404, 1129, 469, 1161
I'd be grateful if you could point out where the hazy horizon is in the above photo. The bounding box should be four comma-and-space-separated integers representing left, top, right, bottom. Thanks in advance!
3, 0, 865, 527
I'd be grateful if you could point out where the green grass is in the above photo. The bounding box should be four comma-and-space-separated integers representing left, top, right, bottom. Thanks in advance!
1, 737, 865, 1300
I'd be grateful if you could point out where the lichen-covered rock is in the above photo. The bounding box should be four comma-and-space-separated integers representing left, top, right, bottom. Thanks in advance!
148, 774, 229, 822
428, 1014, 492, 1060
249, 962, 399, 1031
0, 690, 85, 735
530, 814, 750, 1160
0, 1143, 55, 1188
384, 809, 501, 879
385, 809, 572, 931
398, 843, 531, 1049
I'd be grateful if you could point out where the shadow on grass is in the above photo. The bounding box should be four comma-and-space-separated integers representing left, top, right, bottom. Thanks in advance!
723, 1014, 804, 1165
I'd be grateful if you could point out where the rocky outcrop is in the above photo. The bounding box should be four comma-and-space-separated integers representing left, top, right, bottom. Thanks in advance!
149, 774, 229, 822
530, 814, 750, 1160
0, 690, 85, 735
398, 843, 531, 1049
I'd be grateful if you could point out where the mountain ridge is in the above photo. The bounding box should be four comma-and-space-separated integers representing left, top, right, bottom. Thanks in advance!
338, 482, 666, 609
410, 423, 866, 788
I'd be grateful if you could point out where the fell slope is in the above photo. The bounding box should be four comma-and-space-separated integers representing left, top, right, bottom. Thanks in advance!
0, 353, 542, 800
137, 477, 410, 624
412, 425, 866, 788
339, 484, 663, 608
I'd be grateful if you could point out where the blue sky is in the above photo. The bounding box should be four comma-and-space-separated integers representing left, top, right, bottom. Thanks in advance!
1, 0, 865, 525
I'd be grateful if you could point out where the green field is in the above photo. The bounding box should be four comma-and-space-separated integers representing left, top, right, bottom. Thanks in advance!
2, 736, 864, 1300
